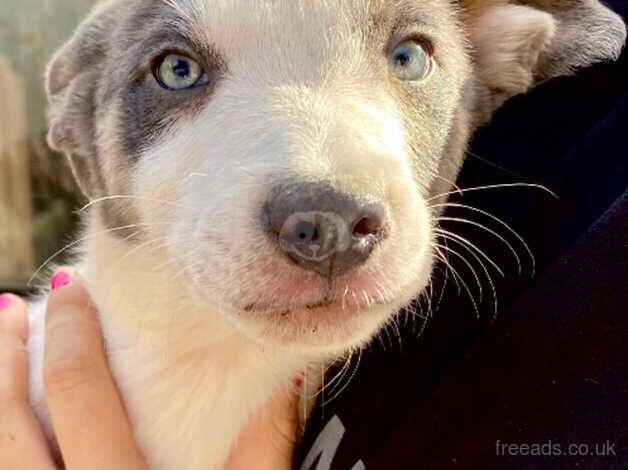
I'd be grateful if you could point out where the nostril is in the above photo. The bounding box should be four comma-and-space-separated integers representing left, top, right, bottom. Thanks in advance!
352, 216, 383, 239
295, 220, 317, 243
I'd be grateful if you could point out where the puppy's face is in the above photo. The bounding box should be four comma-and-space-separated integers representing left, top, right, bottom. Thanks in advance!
142, 1, 469, 353
46, 0, 626, 355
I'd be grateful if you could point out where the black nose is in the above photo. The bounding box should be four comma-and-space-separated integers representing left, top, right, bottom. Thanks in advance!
262, 182, 388, 278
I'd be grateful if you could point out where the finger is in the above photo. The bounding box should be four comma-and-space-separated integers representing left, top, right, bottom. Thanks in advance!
226, 384, 300, 470
0, 294, 57, 470
0, 295, 29, 400
43, 271, 146, 470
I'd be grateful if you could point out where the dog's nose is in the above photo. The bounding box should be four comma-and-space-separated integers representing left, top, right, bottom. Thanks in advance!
263, 182, 387, 278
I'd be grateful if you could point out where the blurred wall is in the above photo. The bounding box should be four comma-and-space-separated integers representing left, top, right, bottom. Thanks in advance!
0, 0, 93, 289
0, 0, 94, 137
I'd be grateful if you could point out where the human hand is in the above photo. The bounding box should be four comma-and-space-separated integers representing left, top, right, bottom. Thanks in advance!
0, 271, 299, 469
0, 272, 146, 469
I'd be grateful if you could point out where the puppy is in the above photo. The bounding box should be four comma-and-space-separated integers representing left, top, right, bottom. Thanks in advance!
26, 1, 625, 468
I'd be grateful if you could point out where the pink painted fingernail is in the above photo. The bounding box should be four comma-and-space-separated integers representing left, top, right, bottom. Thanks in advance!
294, 372, 306, 387
0, 294, 13, 311
51, 271, 72, 291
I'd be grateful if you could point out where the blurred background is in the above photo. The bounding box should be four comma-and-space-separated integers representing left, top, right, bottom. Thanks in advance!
0, 0, 93, 291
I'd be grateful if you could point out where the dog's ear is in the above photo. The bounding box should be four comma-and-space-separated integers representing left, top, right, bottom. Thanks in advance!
46, 2, 119, 199
468, 3, 556, 97
523, 0, 627, 80
467, 0, 626, 120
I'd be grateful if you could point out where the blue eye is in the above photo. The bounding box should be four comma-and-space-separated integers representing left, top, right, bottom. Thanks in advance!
154, 53, 207, 90
388, 40, 432, 81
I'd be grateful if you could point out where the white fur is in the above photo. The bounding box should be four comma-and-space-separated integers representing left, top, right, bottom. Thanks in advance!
30, 3, 437, 468
26, 0, 627, 469
136, 0, 436, 354
28, 227, 313, 469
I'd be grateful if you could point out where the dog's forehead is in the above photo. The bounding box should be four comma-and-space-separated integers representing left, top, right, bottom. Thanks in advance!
157, 0, 455, 48
99, 0, 467, 176
164, 0, 447, 23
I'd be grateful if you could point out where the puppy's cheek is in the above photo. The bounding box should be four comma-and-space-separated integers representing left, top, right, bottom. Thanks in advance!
362, 190, 433, 326
168, 181, 265, 304
132, 146, 192, 239
387, 185, 433, 283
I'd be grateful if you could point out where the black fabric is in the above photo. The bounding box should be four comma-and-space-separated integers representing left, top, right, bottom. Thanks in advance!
297, 2, 628, 469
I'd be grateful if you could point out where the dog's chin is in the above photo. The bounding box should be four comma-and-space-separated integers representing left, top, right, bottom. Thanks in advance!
231, 300, 399, 356
180, 242, 434, 355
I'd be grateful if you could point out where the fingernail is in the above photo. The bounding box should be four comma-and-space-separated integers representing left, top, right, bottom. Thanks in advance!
51, 271, 72, 291
0, 294, 13, 311
294, 372, 306, 387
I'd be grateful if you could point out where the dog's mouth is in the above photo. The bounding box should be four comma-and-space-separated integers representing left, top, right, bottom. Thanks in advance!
238, 261, 397, 316
233, 287, 399, 354
244, 299, 332, 313
241, 293, 390, 315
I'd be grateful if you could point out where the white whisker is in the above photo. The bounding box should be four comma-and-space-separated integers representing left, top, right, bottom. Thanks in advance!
433, 242, 483, 302
433, 227, 505, 277
436, 216, 522, 274
322, 349, 362, 407
435, 232, 499, 316
28, 222, 172, 286
79, 195, 181, 212
433, 245, 479, 316
428, 182, 557, 202
431, 202, 536, 276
